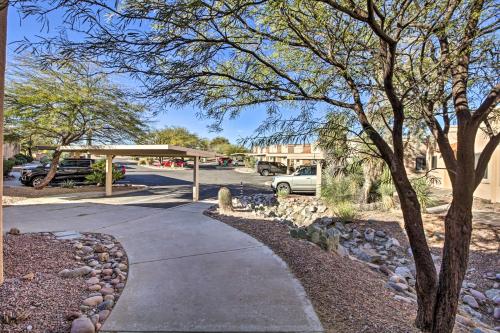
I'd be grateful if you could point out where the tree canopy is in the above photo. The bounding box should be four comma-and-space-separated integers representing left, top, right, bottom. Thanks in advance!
5, 56, 149, 187
10, 0, 500, 331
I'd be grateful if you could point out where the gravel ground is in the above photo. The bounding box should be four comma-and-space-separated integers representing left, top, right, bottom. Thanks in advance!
0, 233, 86, 332
206, 209, 420, 333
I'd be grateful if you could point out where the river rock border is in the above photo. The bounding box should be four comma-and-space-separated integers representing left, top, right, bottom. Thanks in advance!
55, 232, 128, 333
229, 194, 500, 332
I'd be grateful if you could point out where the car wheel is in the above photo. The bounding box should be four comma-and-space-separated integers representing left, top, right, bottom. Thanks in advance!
31, 176, 45, 187
276, 182, 291, 195
261, 169, 270, 176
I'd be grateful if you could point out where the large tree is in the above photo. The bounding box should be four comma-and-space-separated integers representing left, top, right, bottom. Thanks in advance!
12, 0, 499, 331
5, 57, 148, 188
146, 126, 204, 148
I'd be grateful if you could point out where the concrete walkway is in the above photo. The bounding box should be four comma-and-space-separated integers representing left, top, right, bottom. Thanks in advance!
5, 197, 323, 332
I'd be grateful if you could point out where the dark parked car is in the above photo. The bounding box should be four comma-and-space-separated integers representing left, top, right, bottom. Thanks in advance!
20, 158, 96, 187
256, 161, 288, 176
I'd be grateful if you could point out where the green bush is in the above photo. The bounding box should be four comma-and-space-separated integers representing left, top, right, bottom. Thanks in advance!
61, 179, 76, 188
3, 159, 15, 177
138, 159, 147, 165
410, 177, 436, 210
321, 175, 359, 206
334, 201, 358, 221
85, 160, 124, 186
244, 156, 256, 168
15, 153, 33, 163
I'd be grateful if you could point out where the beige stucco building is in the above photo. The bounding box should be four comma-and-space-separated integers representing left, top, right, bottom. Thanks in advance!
250, 143, 324, 170
428, 126, 500, 203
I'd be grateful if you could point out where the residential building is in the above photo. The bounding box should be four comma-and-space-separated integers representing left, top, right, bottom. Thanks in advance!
3, 142, 20, 159
428, 126, 500, 203
250, 143, 324, 172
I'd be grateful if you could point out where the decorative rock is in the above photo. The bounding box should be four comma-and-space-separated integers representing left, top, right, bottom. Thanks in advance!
395, 266, 413, 280
469, 289, 486, 302
81, 246, 93, 254
59, 266, 93, 278
394, 295, 415, 303
364, 228, 375, 242
94, 244, 107, 253
102, 269, 113, 276
104, 294, 115, 302
388, 282, 409, 292
118, 263, 128, 271
485, 289, 500, 302
66, 311, 82, 321
97, 300, 114, 311
22, 272, 35, 281
455, 314, 474, 327
494, 307, 500, 320
98, 252, 110, 262
88, 260, 99, 267
98, 309, 110, 322
70, 317, 95, 333
463, 295, 479, 308
88, 284, 102, 292
389, 275, 407, 284
85, 277, 100, 285
100, 287, 114, 296
82, 296, 103, 307
8, 228, 20, 235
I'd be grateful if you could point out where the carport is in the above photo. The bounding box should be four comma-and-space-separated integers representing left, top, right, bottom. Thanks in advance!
59, 145, 217, 201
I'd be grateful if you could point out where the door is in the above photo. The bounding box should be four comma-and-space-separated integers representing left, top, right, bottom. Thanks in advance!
56, 160, 79, 182
292, 166, 315, 191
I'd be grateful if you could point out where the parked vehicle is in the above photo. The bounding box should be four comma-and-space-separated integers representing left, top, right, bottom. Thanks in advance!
271, 165, 317, 194
20, 158, 96, 187
161, 159, 187, 168
256, 161, 287, 176
217, 157, 233, 166
114, 163, 127, 175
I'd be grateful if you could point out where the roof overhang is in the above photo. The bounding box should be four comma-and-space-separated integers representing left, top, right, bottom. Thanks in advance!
59, 145, 217, 158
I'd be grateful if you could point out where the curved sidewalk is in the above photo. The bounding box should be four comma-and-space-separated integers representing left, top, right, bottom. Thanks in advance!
5, 199, 323, 332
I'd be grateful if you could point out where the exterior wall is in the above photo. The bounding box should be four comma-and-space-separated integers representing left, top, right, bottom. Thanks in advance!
251, 143, 324, 167
4, 142, 20, 159
429, 127, 500, 202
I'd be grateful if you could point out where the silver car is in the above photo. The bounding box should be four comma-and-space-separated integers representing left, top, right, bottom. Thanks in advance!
271, 165, 317, 194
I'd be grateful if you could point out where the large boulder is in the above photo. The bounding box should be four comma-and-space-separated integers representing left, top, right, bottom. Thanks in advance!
71, 317, 95, 333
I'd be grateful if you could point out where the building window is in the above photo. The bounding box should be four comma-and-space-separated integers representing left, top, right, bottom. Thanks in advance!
415, 157, 426, 171
431, 156, 438, 169
475, 153, 488, 180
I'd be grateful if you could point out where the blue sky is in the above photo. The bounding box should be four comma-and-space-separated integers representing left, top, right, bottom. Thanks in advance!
5, 4, 271, 144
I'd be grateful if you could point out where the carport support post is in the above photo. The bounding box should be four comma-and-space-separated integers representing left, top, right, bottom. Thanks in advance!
315, 160, 322, 198
193, 156, 199, 201
106, 155, 113, 197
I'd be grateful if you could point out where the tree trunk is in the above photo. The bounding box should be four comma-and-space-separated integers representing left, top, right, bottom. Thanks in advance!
0, 2, 8, 286
361, 175, 373, 203
392, 172, 438, 331
34, 150, 62, 190
431, 198, 473, 333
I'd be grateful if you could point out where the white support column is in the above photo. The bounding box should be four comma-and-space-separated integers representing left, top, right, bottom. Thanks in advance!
106, 154, 113, 197
315, 160, 322, 198
193, 156, 199, 201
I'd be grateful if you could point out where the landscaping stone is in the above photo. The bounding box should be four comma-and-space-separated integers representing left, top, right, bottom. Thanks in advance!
85, 277, 100, 285
59, 266, 92, 278
83, 295, 103, 307
463, 295, 479, 308
70, 317, 95, 333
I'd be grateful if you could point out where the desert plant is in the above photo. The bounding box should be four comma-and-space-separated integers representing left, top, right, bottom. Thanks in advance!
244, 156, 256, 168
378, 182, 396, 210
218, 186, 233, 212
321, 175, 359, 206
334, 201, 358, 221
3, 159, 15, 177
276, 188, 289, 198
411, 177, 436, 211
85, 160, 124, 186
61, 179, 76, 188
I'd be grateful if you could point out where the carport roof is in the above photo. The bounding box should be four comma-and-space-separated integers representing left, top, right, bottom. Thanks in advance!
59, 144, 217, 158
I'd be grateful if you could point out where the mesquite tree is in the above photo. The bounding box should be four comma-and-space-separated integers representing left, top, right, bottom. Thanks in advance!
5, 57, 148, 188
13, 0, 500, 331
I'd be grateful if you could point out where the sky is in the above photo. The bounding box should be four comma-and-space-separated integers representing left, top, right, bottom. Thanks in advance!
5, 4, 271, 144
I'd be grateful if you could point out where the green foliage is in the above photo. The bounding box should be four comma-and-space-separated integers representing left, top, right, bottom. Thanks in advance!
61, 179, 76, 188
147, 126, 203, 148
138, 159, 147, 165
85, 160, 124, 186
3, 159, 15, 177
218, 186, 233, 212
13, 153, 33, 165
334, 201, 358, 221
276, 188, 289, 198
321, 174, 360, 206
410, 177, 436, 210
244, 156, 256, 168
5, 57, 147, 150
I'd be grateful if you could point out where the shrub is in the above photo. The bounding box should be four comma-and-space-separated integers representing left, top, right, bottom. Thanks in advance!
15, 153, 33, 163
276, 188, 289, 198
40, 156, 51, 165
218, 186, 233, 212
321, 175, 359, 206
410, 177, 436, 210
244, 156, 256, 168
3, 159, 15, 177
378, 182, 395, 210
85, 160, 124, 186
138, 159, 147, 165
334, 201, 358, 221
61, 179, 76, 188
